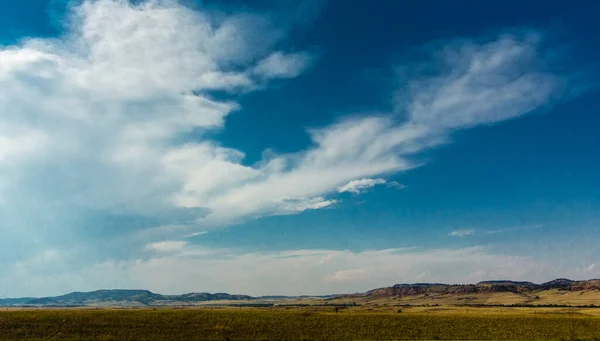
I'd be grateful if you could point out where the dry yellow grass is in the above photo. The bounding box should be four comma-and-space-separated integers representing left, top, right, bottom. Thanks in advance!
2, 307, 600, 340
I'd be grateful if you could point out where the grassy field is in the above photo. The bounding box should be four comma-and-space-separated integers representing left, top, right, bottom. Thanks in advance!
2, 307, 600, 340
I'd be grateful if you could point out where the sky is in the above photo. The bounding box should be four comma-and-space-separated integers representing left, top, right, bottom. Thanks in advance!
0, 0, 599, 298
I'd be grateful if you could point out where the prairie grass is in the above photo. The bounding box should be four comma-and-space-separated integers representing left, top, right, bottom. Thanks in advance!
1, 307, 600, 340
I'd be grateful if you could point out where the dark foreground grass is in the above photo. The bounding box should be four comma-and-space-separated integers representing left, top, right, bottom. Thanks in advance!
1, 309, 600, 340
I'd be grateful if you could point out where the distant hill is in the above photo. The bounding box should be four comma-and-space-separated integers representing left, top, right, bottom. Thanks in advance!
477, 280, 537, 286
3, 278, 600, 308
363, 279, 600, 298
0, 289, 255, 307
540, 278, 576, 289
0, 297, 36, 306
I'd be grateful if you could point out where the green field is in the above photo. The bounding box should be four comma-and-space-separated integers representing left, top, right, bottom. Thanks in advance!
2, 308, 600, 340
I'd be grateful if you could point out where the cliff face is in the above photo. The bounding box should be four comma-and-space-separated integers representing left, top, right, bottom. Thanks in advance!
569, 279, 600, 291
366, 279, 600, 297
367, 284, 527, 297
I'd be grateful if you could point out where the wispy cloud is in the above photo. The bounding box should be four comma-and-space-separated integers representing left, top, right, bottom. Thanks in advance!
450, 225, 546, 237
146, 241, 188, 253
337, 179, 406, 194
577, 263, 596, 272
450, 229, 476, 237
0, 8, 569, 236
253, 51, 314, 79
184, 231, 209, 239
338, 178, 387, 194
0, 0, 585, 296
485, 224, 546, 235
387, 181, 407, 190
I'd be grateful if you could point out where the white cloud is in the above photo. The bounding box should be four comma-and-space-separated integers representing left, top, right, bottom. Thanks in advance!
0, 4, 566, 238
575, 263, 596, 273
0, 0, 318, 225
450, 225, 546, 237
399, 33, 558, 131
386, 181, 407, 190
146, 241, 188, 253
253, 51, 314, 79
184, 231, 208, 238
485, 224, 546, 234
0, 1, 578, 297
338, 178, 386, 194
324, 268, 369, 283
450, 229, 475, 237
278, 197, 338, 214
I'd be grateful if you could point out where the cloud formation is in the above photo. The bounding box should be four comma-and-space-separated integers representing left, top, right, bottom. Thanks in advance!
450, 225, 546, 237
146, 241, 188, 253
0, 0, 579, 296
0, 0, 564, 235
450, 230, 476, 237
386, 181, 407, 190
253, 51, 314, 79
338, 178, 386, 194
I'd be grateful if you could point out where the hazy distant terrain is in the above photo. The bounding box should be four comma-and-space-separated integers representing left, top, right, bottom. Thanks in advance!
0, 290, 254, 307
329, 278, 600, 307
3, 278, 600, 340
3, 278, 600, 308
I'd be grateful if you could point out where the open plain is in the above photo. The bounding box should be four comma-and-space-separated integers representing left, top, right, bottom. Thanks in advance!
2, 305, 600, 340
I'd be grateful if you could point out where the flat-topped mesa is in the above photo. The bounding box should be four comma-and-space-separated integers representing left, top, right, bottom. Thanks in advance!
477, 280, 537, 286
365, 278, 600, 297
368, 284, 501, 297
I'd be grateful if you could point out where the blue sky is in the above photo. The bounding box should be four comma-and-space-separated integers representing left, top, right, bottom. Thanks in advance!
0, 0, 599, 297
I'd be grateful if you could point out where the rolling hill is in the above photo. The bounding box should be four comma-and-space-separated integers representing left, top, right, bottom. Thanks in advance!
0, 290, 255, 307
2, 278, 600, 307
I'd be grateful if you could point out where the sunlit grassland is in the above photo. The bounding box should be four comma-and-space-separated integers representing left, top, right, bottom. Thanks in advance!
324, 289, 600, 307
2, 307, 600, 340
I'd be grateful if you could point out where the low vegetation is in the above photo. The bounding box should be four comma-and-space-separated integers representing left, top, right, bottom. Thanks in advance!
2, 307, 600, 340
